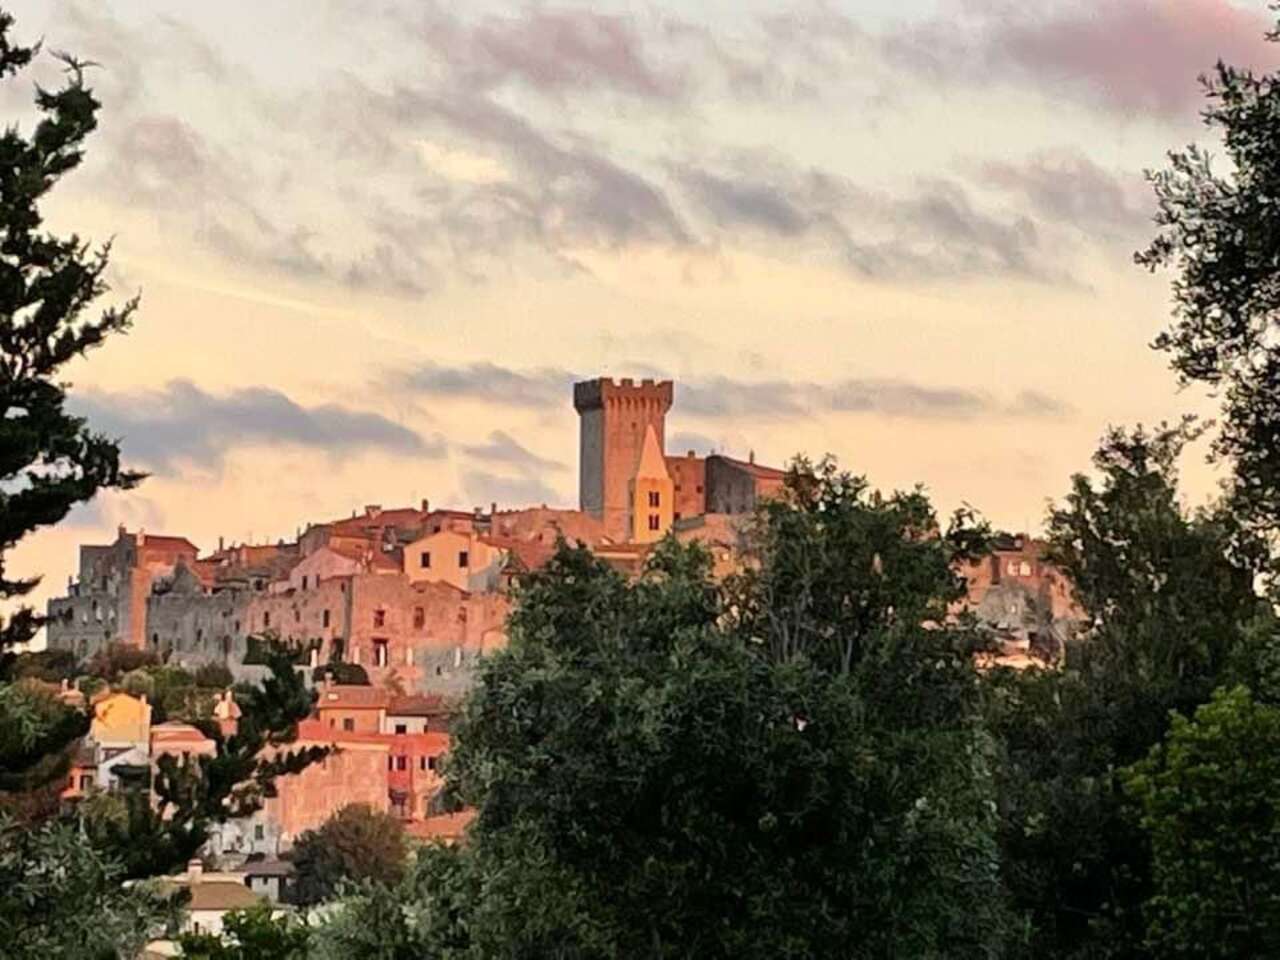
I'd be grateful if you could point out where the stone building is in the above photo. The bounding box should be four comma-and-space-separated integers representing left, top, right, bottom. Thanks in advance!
575, 377, 674, 542
704, 454, 787, 515
46, 527, 199, 656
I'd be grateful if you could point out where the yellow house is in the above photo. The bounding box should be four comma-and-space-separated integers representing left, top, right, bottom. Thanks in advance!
90, 691, 152, 749
402, 529, 503, 592
630, 425, 674, 544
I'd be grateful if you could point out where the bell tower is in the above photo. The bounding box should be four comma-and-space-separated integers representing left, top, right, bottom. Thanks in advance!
574, 377, 674, 543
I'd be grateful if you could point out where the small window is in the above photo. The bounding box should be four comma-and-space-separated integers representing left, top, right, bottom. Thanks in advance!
420, 551, 431, 569
413, 607, 425, 630
696, 485, 703, 494
396, 756, 407, 771
458, 551, 469, 569
151, 632, 159, 647
648, 514, 660, 531
263, 611, 271, 628
648, 490, 660, 508
374, 639, 388, 668
427, 756, 438, 771
387, 756, 393, 770
395, 724, 407, 735
322, 609, 331, 628
301, 575, 309, 590
79, 774, 93, 790
254, 824, 264, 841
343, 718, 355, 732
419, 756, 427, 771
373, 610, 386, 628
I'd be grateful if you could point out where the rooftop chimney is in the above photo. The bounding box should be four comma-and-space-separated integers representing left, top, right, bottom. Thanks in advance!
748, 450, 755, 465
421, 498, 430, 513
490, 502, 497, 517
365, 505, 382, 518
218, 536, 225, 552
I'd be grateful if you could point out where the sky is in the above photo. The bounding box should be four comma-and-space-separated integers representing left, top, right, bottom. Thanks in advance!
5, 0, 1278, 624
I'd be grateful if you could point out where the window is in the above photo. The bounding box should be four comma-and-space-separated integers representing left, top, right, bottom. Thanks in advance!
674, 512, 682, 521
374, 639, 388, 668
648, 490, 661, 508
301, 575, 309, 590
151, 632, 159, 647
458, 551, 469, 569
263, 611, 271, 628
79, 774, 92, 791
648, 514, 660, 531
395, 724, 407, 735
427, 756, 438, 771
342, 718, 355, 732
387, 756, 393, 771
420, 551, 431, 569
419, 757, 427, 771
234, 620, 241, 634
322, 609, 331, 628
254, 824, 264, 841
696, 485, 703, 494
413, 607, 425, 629
373, 609, 386, 628
395, 756, 407, 771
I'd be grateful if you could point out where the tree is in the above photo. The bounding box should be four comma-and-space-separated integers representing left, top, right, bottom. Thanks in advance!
1122, 686, 1280, 958
0, 813, 173, 958
85, 640, 328, 879
177, 904, 310, 960
987, 423, 1269, 959
1137, 5, 1280, 533
431, 462, 1014, 959
289, 802, 408, 907
0, 9, 143, 664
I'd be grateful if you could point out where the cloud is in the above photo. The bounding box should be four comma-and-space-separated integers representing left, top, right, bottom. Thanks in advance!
461, 469, 566, 509
70, 380, 440, 471
667, 431, 718, 457
416, 7, 685, 100
974, 150, 1152, 234
396, 362, 577, 408
677, 158, 1052, 282
396, 363, 1071, 422
462, 431, 565, 472
887, 0, 1276, 119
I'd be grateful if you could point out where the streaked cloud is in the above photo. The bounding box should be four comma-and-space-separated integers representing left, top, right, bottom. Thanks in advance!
462, 431, 566, 472
395, 362, 1071, 421
70, 380, 440, 471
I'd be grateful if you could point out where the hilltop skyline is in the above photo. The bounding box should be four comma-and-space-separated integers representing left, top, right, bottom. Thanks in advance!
6, 0, 1276, 621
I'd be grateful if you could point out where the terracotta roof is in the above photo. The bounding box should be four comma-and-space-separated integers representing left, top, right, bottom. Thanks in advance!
138, 535, 200, 552
388, 693, 448, 717
151, 722, 214, 749
712, 454, 787, 480
315, 684, 391, 710
243, 859, 295, 878
405, 809, 475, 842
187, 880, 263, 912
480, 536, 556, 572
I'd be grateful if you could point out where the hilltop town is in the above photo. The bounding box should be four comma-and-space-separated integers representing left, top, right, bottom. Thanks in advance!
38, 377, 1083, 885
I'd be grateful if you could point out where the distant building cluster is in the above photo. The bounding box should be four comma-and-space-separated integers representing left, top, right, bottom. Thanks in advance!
45, 377, 787, 695
45, 377, 1080, 863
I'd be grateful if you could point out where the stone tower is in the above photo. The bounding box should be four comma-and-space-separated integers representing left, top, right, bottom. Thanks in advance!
574, 377, 674, 542
630, 424, 674, 543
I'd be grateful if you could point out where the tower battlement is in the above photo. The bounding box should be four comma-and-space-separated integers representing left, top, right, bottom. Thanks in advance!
573, 378, 674, 412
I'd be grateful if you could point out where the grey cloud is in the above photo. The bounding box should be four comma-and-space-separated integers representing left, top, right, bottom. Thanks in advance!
396, 362, 577, 407
667, 431, 718, 457
418, 7, 684, 100
462, 431, 566, 472
395, 362, 1071, 422
677, 159, 1053, 283
461, 469, 566, 509
70, 380, 440, 472
975, 151, 1152, 234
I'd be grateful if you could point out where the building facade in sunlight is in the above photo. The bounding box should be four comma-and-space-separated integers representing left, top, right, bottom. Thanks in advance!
45, 376, 1072, 690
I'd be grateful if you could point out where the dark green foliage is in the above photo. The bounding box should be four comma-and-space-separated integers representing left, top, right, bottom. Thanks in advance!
288, 803, 408, 906
1136, 5, 1280, 532
85, 641, 159, 682
1122, 687, 1280, 958
0, 813, 174, 958
0, 678, 83, 802
7, 647, 78, 683
417, 463, 1013, 959
86, 639, 327, 878
177, 904, 311, 959
989, 424, 1269, 959
0, 9, 143, 663
193, 660, 235, 689
312, 661, 369, 685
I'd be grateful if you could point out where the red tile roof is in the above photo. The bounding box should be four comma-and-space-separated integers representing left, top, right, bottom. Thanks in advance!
405, 809, 475, 842
314, 684, 391, 710
388, 693, 449, 717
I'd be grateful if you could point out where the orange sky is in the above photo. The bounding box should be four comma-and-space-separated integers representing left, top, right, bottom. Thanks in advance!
4, 0, 1272, 634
